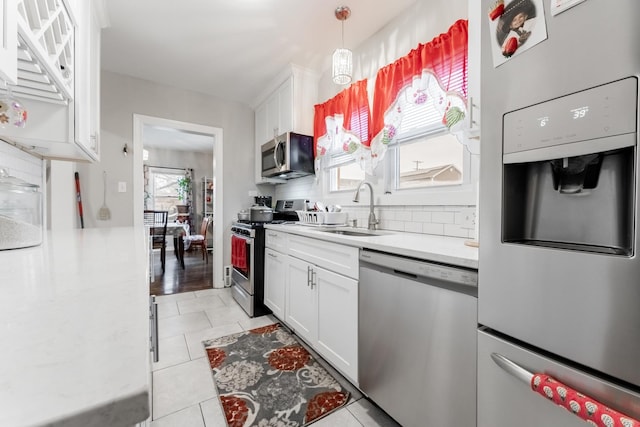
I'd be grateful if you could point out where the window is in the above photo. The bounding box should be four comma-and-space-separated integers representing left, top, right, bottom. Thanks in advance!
328, 106, 368, 191
314, 80, 371, 193
330, 158, 365, 191
394, 132, 463, 189
388, 88, 465, 191
149, 168, 185, 217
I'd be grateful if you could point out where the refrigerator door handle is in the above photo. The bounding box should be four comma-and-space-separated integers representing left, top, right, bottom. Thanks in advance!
491, 353, 640, 426
491, 353, 534, 384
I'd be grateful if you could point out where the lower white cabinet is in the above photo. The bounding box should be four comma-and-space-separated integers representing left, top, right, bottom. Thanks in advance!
315, 265, 358, 383
285, 241, 359, 384
286, 255, 318, 343
264, 229, 359, 384
264, 247, 287, 319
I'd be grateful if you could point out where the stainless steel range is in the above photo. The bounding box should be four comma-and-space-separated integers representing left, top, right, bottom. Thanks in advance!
230, 221, 270, 317
230, 199, 306, 317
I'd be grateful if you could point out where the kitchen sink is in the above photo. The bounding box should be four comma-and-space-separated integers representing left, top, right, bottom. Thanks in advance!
317, 228, 392, 237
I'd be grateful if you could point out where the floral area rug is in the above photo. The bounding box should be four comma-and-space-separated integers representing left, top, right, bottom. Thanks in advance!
203, 323, 350, 427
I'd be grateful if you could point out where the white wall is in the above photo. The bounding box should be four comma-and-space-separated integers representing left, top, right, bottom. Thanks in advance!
47, 0, 471, 239
63, 71, 256, 278
48, 160, 77, 230
76, 71, 253, 226
318, 0, 468, 102
273, 0, 475, 238
144, 146, 214, 221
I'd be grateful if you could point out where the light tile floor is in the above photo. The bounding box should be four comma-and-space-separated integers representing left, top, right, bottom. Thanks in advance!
150, 288, 400, 426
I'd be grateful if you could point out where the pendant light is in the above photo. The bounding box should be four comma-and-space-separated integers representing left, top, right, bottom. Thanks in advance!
332, 6, 352, 85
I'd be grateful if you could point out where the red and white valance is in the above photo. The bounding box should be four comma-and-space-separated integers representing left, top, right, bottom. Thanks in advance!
370, 19, 470, 170
313, 79, 372, 173
313, 19, 470, 175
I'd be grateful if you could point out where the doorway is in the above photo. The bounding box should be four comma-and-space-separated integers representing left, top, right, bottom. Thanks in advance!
132, 114, 225, 289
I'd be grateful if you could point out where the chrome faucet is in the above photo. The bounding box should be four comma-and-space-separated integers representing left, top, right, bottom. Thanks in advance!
353, 181, 378, 230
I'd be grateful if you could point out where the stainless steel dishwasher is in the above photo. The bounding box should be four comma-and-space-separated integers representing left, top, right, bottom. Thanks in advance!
359, 249, 478, 427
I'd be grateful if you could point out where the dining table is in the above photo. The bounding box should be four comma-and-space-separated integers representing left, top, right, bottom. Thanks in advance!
166, 222, 189, 269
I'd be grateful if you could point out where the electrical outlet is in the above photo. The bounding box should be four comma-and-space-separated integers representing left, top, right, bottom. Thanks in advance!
460, 208, 476, 229
118, 181, 127, 192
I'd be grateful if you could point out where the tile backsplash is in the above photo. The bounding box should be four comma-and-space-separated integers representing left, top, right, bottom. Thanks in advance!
341, 205, 476, 239
274, 176, 477, 239
0, 141, 43, 187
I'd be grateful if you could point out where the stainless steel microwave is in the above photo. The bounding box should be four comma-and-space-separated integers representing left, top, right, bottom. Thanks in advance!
261, 132, 315, 179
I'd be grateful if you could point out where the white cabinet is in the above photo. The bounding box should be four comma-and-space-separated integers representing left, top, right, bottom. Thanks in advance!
315, 264, 358, 382
0, 0, 18, 85
72, 0, 101, 160
286, 255, 317, 343
264, 247, 287, 319
265, 229, 288, 253
285, 233, 359, 384
264, 228, 359, 383
264, 77, 293, 140
466, 0, 481, 140
288, 233, 359, 279
0, 0, 102, 162
253, 64, 318, 184
264, 230, 289, 319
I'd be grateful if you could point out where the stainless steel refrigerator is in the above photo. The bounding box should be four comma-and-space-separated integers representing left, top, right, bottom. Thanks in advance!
479, 0, 640, 425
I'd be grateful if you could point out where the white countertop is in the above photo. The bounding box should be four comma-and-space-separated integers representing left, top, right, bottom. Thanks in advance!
265, 223, 479, 269
0, 227, 151, 427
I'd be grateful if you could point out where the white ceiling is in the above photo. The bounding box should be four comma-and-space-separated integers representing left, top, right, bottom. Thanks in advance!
142, 125, 214, 152
101, 0, 417, 107
103, 1, 417, 151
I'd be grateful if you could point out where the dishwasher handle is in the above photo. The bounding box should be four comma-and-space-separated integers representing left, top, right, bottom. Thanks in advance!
360, 250, 477, 287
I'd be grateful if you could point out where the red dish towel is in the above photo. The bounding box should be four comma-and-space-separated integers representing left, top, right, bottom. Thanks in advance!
231, 235, 247, 270
531, 374, 640, 427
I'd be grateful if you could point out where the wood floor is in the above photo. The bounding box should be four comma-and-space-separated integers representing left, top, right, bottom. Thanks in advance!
149, 249, 214, 296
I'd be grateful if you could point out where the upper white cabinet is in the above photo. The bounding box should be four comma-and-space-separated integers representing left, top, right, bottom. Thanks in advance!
72, 0, 102, 159
0, 0, 102, 162
253, 64, 318, 184
0, 0, 18, 85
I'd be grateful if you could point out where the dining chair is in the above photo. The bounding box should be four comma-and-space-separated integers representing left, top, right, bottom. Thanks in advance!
144, 210, 169, 272
184, 217, 210, 263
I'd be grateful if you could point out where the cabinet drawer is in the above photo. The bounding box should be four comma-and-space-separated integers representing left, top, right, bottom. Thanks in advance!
478, 329, 640, 426
265, 230, 288, 253
288, 234, 358, 280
